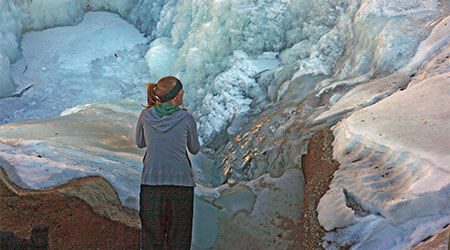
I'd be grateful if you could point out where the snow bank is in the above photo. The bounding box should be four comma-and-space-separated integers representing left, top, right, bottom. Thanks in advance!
316, 16, 450, 248
315, 15, 450, 123
0, 100, 144, 210
317, 71, 450, 249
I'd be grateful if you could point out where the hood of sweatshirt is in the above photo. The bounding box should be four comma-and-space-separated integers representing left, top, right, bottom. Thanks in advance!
142, 107, 187, 133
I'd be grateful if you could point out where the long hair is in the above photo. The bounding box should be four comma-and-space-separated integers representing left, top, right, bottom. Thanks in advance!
142, 76, 180, 109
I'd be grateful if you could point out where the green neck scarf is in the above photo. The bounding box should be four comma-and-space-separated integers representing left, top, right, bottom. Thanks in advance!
154, 103, 181, 118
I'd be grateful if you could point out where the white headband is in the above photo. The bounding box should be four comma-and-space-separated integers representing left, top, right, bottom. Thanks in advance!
153, 86, 161, 101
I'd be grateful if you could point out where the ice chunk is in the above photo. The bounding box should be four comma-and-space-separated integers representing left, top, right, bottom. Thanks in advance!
0, 54, 16, 98
144, 37, 178, 80
193, 51, 279, 140
317, 188, 357, 231
0, 0, 22, 98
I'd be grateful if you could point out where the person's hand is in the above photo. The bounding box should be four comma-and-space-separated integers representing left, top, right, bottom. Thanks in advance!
182, 107, 188, 112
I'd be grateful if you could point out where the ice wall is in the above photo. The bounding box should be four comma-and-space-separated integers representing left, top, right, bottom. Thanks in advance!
0, 1, 22, 98
1, 0, 445, 142
149, 0, 444, 141
16, 0, 171, 35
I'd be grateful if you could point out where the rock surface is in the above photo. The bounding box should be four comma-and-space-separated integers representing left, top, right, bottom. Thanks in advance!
301, 130, 340, 250
1, 224, 50, 250
412, 223, 450, 250
0, 166, 140, 249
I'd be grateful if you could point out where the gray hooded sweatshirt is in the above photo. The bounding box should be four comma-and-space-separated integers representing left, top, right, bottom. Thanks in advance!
135, 107, 200, 187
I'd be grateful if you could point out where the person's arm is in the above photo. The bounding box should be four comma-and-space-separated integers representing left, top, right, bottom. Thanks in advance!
135, 111, 146, 148
186, 113, 200, 154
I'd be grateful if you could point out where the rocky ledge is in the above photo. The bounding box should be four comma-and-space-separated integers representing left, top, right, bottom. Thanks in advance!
0, 166, 140, 249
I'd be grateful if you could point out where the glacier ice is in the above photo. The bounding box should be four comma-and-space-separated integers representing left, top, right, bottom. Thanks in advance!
1, 0, 444, 142
0, 0, 449, 249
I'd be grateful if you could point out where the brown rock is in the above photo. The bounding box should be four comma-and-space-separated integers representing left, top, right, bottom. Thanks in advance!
30, 224, 50, 249
0, 166, 140, 249
301, 130, 340, 250
412, 223, 450, 250
0, 224, 50, 250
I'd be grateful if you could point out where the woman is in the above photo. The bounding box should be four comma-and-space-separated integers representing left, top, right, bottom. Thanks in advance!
135, 76, 200, 250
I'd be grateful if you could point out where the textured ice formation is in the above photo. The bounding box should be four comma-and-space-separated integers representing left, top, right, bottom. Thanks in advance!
0, 1, 449, 248
1, 0, 445, 142
0, 0, 22, 98
194, 51, 279, 140
172, 0, 292, 83
317, 17, 450, 249
318, 73, 450, 249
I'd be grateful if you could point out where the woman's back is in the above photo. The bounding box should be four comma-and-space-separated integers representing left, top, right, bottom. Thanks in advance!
135, 107, 199, 187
